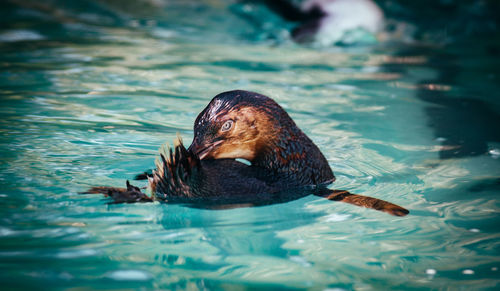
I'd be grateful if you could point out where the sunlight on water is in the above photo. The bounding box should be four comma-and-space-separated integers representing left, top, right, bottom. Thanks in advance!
0, 0, 499, 290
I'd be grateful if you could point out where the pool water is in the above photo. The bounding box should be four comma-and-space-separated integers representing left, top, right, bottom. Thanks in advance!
1, 0, 499, 290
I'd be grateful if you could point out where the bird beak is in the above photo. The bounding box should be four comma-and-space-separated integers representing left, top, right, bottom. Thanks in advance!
188, 139, 223, 160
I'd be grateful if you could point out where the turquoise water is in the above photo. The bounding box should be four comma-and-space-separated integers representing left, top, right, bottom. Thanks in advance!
1, 0, 499, 290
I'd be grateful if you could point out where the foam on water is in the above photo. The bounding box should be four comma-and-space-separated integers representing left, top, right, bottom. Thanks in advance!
106, 270, 153, 281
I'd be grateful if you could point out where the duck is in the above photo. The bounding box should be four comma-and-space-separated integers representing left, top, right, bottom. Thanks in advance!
83, 90, 409, 216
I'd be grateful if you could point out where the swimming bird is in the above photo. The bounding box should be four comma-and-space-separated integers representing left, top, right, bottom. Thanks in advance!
83, 90, 408, 216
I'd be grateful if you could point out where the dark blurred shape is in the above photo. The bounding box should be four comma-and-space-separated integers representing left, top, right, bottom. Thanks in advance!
422, 95, 500, 159
377, 0, 500, 42
468, 178, 500, 192
258, 0, 325, 43
259, 0, 324, 22
394, 46, 500, 159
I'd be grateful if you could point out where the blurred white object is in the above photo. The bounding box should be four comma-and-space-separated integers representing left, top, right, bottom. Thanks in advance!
298, 0, 384, 45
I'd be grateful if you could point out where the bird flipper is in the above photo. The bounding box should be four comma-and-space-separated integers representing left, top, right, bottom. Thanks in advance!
315, 190, 409, 216
79, 180, 153, 204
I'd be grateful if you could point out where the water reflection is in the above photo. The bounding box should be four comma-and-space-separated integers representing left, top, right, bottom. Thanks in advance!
410, 47, 500, 159
384, 47, 500, 159
424, 95, 500, 159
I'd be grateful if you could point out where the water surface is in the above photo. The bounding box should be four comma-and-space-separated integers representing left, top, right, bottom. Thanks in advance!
0, 0, 499, 290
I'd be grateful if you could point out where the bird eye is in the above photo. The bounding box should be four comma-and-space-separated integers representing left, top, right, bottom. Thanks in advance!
221, 120, 233, 132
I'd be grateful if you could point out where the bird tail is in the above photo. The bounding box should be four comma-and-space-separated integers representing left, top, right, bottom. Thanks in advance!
316, 190, 409, 216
